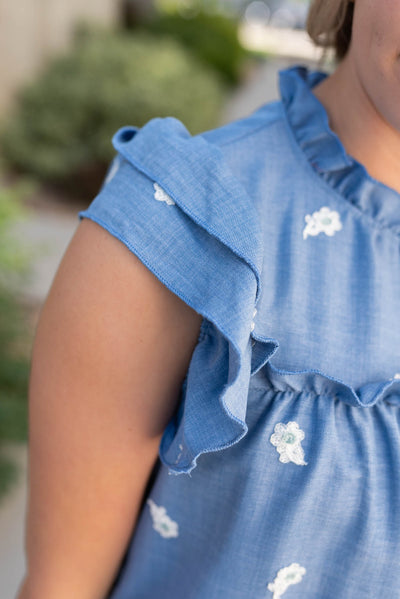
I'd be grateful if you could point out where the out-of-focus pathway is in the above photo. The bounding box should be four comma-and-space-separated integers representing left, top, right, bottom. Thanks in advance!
0, 446, 27, 598
1, 47, 318, 598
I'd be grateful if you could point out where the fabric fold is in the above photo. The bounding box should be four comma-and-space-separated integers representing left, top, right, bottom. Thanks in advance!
252, 346, 400, 408
112, 118, 265, 296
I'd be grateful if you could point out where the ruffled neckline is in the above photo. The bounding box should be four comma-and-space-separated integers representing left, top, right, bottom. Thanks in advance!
279, 66, 400, 236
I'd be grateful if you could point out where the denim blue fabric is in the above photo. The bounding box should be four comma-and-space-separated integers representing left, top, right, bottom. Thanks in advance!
78, 66, 400, 598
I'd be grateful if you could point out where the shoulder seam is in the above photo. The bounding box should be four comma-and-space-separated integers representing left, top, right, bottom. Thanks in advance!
213, 102, 284, 149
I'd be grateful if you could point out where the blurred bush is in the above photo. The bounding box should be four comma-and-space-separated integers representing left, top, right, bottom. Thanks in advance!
131, 8, 247, 85
0, 176, 35, 501
0, 29, 227, 199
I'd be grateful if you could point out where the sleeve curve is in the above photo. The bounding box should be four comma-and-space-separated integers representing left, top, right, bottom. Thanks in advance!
78, 117, 278, 474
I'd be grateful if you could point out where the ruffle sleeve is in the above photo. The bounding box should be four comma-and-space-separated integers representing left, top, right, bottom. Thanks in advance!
78, 116, 277, 475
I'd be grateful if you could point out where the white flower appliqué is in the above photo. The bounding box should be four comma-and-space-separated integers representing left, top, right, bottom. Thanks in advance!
104, 155, 121, 185
147, 499, 179, 539
270, 421, 307, 466
153, 182, 175, 205
251, 308, 257, 332
303, 206, 342, 239
268, 563, 306, 598
394, 373, 400, 380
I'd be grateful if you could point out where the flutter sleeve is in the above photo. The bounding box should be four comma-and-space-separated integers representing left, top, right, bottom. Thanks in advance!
78, 116, 277, 474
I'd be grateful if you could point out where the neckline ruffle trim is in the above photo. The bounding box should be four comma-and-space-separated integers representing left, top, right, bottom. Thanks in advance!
279, 65, 400, 236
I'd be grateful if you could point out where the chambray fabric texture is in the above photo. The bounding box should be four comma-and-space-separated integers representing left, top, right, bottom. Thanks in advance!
78, 66, 400, 598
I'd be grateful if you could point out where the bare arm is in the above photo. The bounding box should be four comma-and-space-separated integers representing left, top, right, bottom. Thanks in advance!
17, 218, 203, 599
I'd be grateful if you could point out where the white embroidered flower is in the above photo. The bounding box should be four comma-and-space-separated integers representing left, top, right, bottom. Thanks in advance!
104, 156, 121, 185
270, 421, 307, 466
147, 499, 179, 539
251, 308, 257, 332
175, 443, 184, 464
268, 563, 306, 598
153, 182, 175, 205
394, 373, 400, 380
303, 206, 342, 239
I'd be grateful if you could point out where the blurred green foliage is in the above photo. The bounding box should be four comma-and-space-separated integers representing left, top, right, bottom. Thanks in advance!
0, 178, 34, 285
134, 8, 247, 85
0, 28, 227, 198
0, 176, 35, 501
156, 0, 219, 13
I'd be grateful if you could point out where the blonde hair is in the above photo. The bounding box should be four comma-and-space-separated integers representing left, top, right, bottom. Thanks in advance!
307, 0, 354, 60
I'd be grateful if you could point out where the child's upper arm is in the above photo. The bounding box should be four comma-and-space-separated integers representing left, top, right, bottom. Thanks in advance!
21, 114, 266, 599
24, 216, 203, 599
72, 119, 267, 477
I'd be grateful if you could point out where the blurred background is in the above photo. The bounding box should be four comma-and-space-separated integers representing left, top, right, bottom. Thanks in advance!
0, 0, 326, 595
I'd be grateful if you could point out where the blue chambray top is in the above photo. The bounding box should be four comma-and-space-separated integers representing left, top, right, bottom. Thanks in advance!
78, 66, 400, 598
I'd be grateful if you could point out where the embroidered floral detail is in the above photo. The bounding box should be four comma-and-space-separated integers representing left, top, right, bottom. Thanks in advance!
251, 308, 257, 332
147, 499, 179, 538
104, 156, 121, 185
270, 421, 307, 466
153, 182, 176, 205
394, 373, 400, 380
267, 563, 306, 598
175, 443, 184, 464
303, 206, 342, 239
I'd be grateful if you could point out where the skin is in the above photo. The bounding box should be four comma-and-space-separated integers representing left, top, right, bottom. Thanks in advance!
313, 0, 400, 194
17, 218, 203, 599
